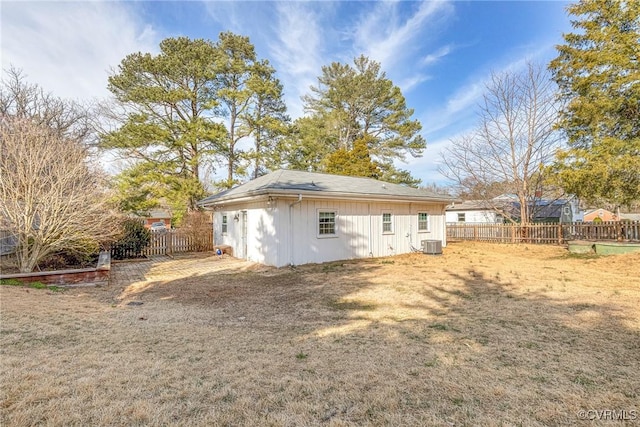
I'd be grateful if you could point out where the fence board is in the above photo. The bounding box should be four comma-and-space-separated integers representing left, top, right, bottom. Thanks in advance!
111, 229, 213, 259
144, 230, 213, 256
447, 221, 640, 245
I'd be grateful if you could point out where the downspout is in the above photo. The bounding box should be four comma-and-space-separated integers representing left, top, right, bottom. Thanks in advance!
442, 203, 447, 247
368, 203, 373, 257
289, 194, 302, 266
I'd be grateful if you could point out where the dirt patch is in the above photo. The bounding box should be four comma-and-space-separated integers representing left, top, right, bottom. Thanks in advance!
1, 242, 639, 426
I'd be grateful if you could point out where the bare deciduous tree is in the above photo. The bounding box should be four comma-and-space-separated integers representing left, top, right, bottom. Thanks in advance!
0, 117, 117, 273
439, 62, 561, 224
0, 67, 94, 145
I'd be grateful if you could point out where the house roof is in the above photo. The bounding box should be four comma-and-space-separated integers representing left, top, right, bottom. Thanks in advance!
508, 199, 570, 220
147, 209, 172, 219
620, 213, 640, 221
446, 200, 493, 211
584, 208, 613, 216
199, 169, 457, 206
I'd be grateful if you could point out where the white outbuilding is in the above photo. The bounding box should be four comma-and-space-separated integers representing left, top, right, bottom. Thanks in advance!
198, 170, 456, 267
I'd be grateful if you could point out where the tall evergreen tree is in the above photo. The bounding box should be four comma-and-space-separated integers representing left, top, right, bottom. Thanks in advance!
215, 32, 256, 188
243, 60, 290, 179
549, 0, 640, 207
299, 55, 426, 185
325, 135, 382, 179
102, 37, 225, 215
102, 33, 290, 216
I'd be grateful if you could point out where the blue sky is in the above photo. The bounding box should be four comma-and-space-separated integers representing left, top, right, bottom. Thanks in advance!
2, 1, 571, 185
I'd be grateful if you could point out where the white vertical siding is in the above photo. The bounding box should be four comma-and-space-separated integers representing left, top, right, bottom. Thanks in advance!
213, 200, 278, 264
277, 199, 446, 267
214, 209, 242, 256
445, 210, 499, 223
215, 197, 447, 267
245, 202, 278, 265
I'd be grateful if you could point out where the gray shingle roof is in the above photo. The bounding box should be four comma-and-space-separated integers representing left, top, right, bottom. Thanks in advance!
199, 169, 456, 205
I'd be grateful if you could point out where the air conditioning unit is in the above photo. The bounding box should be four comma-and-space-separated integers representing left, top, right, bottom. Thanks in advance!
421, 239, 442, 255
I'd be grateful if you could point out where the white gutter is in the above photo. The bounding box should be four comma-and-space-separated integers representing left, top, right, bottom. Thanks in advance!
200, 190, 458, 207
289, 194, 302, 266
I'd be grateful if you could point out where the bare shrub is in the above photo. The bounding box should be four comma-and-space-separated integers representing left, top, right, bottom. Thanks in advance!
178, 210, 212, 251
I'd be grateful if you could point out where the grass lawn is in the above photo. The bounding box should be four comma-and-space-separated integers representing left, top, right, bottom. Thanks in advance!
1, 242, 639, 426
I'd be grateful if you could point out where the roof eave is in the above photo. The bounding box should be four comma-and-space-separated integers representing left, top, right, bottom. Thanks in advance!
198, 188, 456, 207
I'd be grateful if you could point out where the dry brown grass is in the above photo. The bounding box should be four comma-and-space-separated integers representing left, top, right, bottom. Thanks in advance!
1, 242, 639, 426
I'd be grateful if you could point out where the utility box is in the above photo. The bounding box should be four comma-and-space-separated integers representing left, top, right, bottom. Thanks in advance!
421, 239, 442, 255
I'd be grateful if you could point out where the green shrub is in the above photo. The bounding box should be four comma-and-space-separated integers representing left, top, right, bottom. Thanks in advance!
111, 219, 151, 260
29, 281, 47, 289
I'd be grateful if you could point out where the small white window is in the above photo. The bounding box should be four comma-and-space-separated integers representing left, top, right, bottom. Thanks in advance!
382, 212, 393, 234
222, 214, 228, 234
318, 211, 337, 236
418, 212, 429, 231
458, 213, 466, 222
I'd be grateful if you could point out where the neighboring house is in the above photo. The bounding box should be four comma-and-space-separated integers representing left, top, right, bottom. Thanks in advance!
445, 200, 503, 224
141, 209, 172, 229
512, 198, 583, 223
198, 170, 456, 267
583, 209, 640, 222
446, 196, 583, 224
584, 208, 617, 222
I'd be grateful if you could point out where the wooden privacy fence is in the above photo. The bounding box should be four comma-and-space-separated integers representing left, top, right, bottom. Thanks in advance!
447, 221, 640, 245
144, 229, 213, 256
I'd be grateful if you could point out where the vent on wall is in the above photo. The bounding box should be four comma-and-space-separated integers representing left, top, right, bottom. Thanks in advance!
421, 240, 442, 255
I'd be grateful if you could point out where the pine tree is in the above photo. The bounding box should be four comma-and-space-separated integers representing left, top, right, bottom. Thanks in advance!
102, 37, 224, 215
299, 55, 425, 185
549, 0, 640, 207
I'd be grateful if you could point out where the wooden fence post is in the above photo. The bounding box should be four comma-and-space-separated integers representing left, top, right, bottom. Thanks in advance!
558, 224, 563, 245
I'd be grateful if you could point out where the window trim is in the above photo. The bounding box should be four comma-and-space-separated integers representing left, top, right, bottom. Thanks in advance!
417, 212, 430, 232
457, 212, 466, 223
221, 214, 228, 234
382, 211, 394, 234
317, 209, 338, 238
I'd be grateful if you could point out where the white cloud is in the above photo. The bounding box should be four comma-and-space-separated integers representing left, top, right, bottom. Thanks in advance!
399, 74, 432, 93
266, 1, 457, 118
269, 2, 325, 119
202, 2, 243, 33
1, 2, 159, 102
353, 1, 453, 70
422, 44, 452, 66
